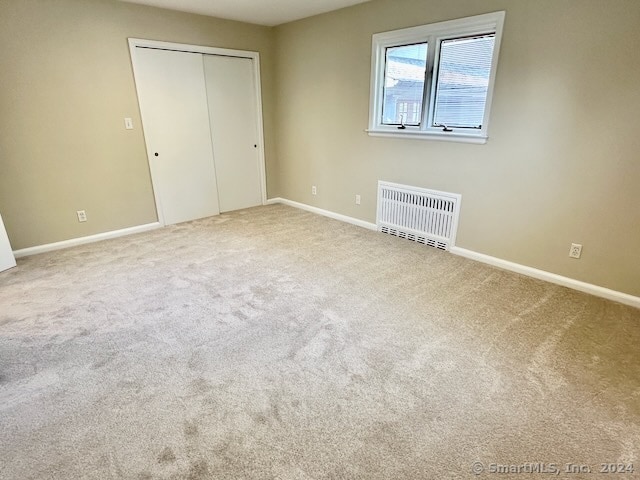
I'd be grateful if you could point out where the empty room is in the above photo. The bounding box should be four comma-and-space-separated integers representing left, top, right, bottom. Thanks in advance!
1, 0, 639, 478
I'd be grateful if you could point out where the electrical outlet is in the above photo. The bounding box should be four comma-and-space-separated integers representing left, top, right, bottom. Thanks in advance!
312, 185, 317, 195
355, 194, 361, 205
77, 210, 87, 222
569, 243, 582, 259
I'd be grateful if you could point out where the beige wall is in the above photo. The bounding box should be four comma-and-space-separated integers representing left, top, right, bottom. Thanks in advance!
0, 0, 276, 249
273, 0, 640, 297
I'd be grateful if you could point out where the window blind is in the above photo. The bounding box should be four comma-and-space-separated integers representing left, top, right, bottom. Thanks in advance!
433, 35, 495, 129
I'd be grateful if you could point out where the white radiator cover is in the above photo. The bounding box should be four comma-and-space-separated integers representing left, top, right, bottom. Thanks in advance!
376, 181, 461, 251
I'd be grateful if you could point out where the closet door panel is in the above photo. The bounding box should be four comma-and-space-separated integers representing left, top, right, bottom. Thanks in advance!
134, 47, 220, 225
204, 55, 262, 213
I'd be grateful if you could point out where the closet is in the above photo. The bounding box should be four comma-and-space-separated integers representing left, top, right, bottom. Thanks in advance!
129, 40, 265, 226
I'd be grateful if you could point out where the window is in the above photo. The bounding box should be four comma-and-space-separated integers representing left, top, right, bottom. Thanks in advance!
382, 43, 427, 126
368, 12, 505, 143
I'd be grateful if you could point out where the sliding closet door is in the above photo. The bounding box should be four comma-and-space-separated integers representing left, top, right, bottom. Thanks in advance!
133, 47, 220, 225
203, 55, 263, 212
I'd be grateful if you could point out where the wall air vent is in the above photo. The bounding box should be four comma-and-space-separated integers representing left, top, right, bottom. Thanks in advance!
376, 181, 461, 251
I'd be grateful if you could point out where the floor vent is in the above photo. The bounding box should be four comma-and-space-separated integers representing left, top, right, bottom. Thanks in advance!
377, 181, 461, 251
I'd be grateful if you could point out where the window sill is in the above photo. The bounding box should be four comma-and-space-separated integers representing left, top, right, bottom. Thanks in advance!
365, 128, 488, 144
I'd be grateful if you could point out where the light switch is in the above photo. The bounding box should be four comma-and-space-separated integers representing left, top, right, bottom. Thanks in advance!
124, 117, 133, 130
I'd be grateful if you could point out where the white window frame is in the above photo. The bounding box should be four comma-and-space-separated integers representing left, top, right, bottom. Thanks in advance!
367, 11, 505, 144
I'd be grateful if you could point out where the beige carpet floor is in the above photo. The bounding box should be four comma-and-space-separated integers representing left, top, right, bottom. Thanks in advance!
0, 204, 638, 479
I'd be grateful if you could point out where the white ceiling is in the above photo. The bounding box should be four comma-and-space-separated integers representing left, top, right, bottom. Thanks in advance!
120, 0, 371, 27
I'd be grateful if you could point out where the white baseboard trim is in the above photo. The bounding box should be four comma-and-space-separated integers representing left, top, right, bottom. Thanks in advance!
267, 197, 377, 231
13, 222, 162, 258
450, 246, 640, 309
267, 197, 638, 309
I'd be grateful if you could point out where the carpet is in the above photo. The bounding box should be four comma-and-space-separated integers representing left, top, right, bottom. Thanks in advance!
1, 204, 638, 479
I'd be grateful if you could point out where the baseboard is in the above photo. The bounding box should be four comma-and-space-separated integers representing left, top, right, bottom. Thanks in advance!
267, 197, 638, 309
450, 247, 640, 309
13, 222, 162, 258
267, 197, 377, 231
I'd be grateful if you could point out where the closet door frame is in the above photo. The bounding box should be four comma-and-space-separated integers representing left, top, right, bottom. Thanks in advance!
127, 38, 267, 226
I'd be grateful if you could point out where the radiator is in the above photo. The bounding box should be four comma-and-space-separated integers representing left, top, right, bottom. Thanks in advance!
376, 181, 461, 251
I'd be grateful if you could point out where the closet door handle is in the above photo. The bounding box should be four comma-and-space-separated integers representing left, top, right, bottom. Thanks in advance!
154, 152, 159, 157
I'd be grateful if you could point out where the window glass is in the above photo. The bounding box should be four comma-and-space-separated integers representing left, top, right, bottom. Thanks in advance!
432, 35, 495, 129
382, 43, 427, 125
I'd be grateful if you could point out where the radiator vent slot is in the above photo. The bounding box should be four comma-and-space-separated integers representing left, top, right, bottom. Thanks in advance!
377, 181, 461, 251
